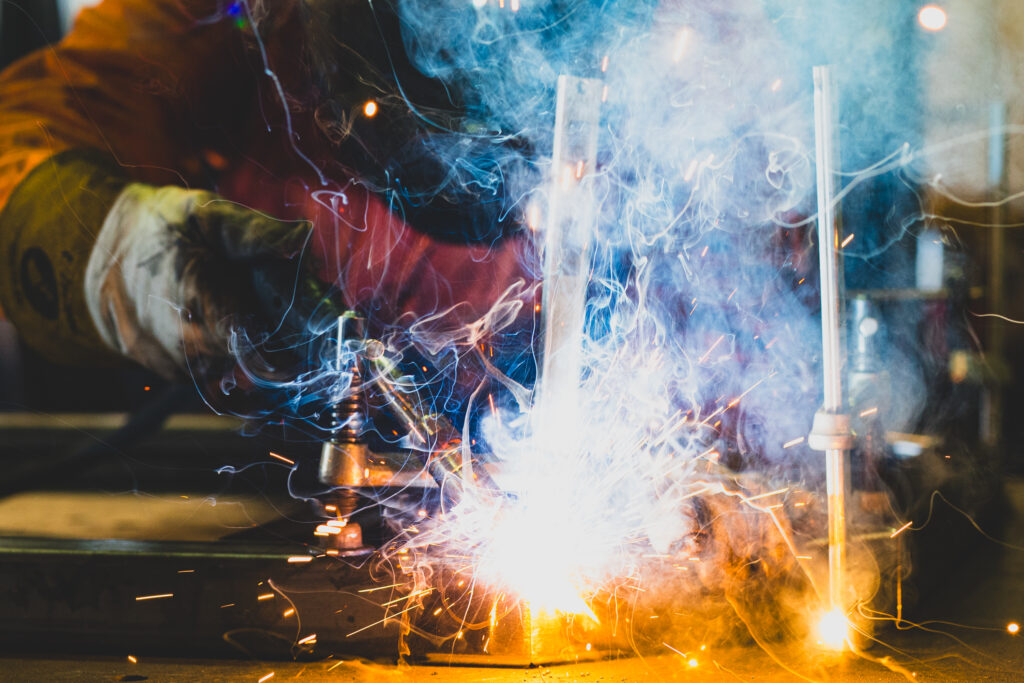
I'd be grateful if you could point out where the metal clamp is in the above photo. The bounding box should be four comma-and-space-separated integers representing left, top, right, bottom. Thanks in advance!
807, 410, 854, 451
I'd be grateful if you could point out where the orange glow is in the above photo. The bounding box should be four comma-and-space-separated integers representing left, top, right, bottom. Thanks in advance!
134, 593, 173, 601
816, 609, 848, 650
1009, 622, 1020, 634
269, 452, 294, 466
363, 100, 378, 117
918, 5, 947, 31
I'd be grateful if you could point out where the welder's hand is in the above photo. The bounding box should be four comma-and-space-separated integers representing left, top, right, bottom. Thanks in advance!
84, 183, 317, 379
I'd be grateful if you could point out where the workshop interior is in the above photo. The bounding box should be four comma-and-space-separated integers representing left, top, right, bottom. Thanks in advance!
0, 0, 1022, 680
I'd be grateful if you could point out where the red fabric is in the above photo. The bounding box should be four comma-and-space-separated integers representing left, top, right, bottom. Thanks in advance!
0, 0, 537, 330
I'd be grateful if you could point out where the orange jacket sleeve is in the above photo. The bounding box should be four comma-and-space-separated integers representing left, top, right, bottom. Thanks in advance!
0, 0, 260, 361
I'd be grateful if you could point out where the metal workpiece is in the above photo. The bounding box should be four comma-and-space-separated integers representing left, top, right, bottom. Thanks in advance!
808, 410, 854, 452
812, 64, 852, 620
319, 314, 371, 550
319, 313, 370, 488
366, 352, 499, 503
535, 75, 603, 452
313, 308, 499, 515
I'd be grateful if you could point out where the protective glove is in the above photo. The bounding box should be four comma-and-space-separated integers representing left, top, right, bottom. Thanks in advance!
85, 183, 318, 380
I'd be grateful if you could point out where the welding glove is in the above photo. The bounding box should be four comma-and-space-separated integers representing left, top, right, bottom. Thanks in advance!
84, 183, 318, 380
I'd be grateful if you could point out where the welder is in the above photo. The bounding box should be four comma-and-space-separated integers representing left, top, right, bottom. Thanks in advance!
0, 0, 536, 395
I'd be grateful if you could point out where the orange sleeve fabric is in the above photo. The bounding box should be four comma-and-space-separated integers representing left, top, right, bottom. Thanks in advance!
0, 0, 257, 205
0, 0, 263, 361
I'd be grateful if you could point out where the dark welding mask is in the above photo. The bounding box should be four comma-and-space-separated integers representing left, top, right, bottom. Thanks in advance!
301, 0, 529, 244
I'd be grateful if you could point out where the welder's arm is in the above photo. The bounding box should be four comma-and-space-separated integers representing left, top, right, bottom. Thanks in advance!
0, 0, 259, 368
1, 151, 315, 378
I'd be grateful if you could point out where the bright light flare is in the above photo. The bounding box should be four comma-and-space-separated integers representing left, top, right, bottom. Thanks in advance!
363, 100, 378, 117
816, 609, 848, 650
917, 5, 947, 32
672, 27, 693, 63
1009, 622, 1020, 635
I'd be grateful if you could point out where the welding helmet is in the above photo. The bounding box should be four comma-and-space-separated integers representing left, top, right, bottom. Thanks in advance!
301, 0, 531, 244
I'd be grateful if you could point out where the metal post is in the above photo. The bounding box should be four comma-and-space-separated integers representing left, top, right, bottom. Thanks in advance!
983, 101, 1006, 448
811, 65, 851, 618
534, 75, 603, 450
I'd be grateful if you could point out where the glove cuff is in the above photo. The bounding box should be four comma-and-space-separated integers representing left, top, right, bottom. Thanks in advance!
85, 183, 216, 379
0, 150, 128, 366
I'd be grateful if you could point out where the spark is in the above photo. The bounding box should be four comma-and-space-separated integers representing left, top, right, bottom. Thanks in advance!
1009, 623, 1020, 635
381, 588, 433, 607
672, 27, 693, 62
745, 488, 788, 502
358, 583, 403, 593
363, 100, 378, 117
600, 55, 609, 72
783, 436, 805, 449
918, 5, 947, 31
527, 202, 541, 230
698, 334, 725, 364
488, 393, 502, 429
177, 569, 194, 574
346, 602, 421, 637
287, 555, 313, 563
890, 521, 913, 538
683, 158, 699, 182
859, 407, 878, 417
283, 608, 295, 618
258, 673, 275, 683
840, 233, 855, 248
135, 593, 173, 601
268, 451, 294, 466
816, 609, 848, 650
127, 655, 137, 664
298, 634, 317, 644
257, 593, 274, 601
770, 78, 782, 91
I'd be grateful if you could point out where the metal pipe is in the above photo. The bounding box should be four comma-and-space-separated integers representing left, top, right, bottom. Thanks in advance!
813, 64, 849, 615
983, 100, 1006, 448
535, 74, 603, 449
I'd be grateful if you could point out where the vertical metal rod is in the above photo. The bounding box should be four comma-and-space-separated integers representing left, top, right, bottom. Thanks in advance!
984, 101, 1006, 448
535, 75, 603, 448
813, 65, 848, 614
